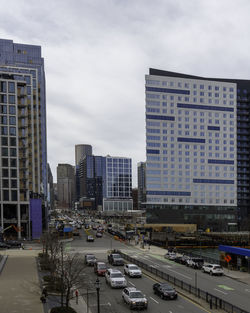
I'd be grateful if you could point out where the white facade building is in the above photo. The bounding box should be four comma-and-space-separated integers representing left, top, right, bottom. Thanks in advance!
145, 71, 237, 207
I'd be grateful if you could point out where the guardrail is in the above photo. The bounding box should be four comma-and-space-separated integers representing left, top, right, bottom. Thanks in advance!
119, 251, 248, 313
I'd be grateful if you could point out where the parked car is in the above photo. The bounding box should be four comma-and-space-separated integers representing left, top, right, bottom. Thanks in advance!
94, 262, 107, 276
202, 264, 224, 276
92, 225, 97, 230
84, 254, 97, 266
86, 235, 94, 242
96, 232, 103, 238
164, 252, 177, 260
0, 242, 11, 249
174, 256, 183, 264
105, 268, 127, 288
108, 251, 124, 266
122, 287, 148, 310
5, 240, 22, 248
153, 283, 178, 300
186, 257, 204, 269
124, 264, 142, 277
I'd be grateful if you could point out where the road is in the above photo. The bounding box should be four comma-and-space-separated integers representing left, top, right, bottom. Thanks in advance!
69, 229, 212, 313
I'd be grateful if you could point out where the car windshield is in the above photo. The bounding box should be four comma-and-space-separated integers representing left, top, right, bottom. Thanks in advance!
113, 254, 121, 259
111, 273, 123, 278
98, 264, 106, 269
130, 291, 144, 298
87, 255, 95, 259
214, 266, 222, 269
129, 266, 139, 270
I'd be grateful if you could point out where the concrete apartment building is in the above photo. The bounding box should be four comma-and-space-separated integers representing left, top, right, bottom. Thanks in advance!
57, 164, 75, 210
0, 39, 47, 239
145, 68, 250, 231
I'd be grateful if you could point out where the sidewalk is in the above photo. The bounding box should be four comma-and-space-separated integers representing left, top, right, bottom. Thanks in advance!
127, 240, 250, 285
0, 248, 90, 313
0, 249, 44, 313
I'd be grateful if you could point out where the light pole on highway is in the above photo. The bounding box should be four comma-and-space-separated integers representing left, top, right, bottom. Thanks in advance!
95, 278, 100, 313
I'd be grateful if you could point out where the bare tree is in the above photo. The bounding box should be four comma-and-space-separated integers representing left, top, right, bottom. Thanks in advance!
57, 248, 87, 308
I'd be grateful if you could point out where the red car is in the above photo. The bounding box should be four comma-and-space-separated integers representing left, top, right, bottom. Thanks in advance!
94, 262, 107, 276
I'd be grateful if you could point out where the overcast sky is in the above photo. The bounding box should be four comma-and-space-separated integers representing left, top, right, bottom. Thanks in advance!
0, 0, 250, 186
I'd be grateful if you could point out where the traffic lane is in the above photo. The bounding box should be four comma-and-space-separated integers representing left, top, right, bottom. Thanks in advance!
141, 252, 250, 306
80, 264, 209, 313
126, 271, 209, 313
123, 250, 250, 312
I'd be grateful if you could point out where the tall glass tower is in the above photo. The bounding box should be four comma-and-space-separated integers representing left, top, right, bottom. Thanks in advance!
0, 39, 46, 239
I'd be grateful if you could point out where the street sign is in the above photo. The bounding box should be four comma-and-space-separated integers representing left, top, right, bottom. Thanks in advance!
225, 255, 232, 263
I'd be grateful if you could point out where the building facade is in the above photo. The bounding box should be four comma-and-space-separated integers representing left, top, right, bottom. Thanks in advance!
75, 144, 92, 201
103, 156, 133, 211
145, 68, 247, 231
137, 162, 146, 210
79, 155, 133, 211
57, 164, 75, 209
0, 39, 47, 239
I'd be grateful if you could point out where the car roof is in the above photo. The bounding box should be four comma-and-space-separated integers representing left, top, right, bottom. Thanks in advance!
97, 262, 106, 265
127, 264, 137, 267
125, 287, 137, 292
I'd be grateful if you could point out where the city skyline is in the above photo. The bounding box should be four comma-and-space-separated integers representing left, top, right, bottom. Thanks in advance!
1, 0, 250, 185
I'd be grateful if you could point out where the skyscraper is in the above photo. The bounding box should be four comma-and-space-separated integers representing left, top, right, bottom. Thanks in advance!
137, 162, 146, 210
57, 164, 75, 209
0, 39, 47, 239
75, 144, 92, 201
79, 155, 133, 211
145, 68, 249, 231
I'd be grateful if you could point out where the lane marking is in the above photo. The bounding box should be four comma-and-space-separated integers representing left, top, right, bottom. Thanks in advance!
150, 296, 159, 304
167, 268, 192, 280
144, 273, 211, 313
129, 281, 135, 287
214, 288, 228, 295
217, 284, 234, 291
245, 289, 250, 293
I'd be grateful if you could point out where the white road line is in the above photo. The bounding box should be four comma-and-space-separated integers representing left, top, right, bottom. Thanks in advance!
214, 288, 228, 295
245, 289, 250, 293
129, 281, 136, 287
166, 268, 192, 280
150, 296, 159, 304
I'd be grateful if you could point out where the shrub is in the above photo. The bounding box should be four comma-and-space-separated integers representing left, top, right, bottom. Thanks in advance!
43, 275, 53, 282
50, 306, 77, 313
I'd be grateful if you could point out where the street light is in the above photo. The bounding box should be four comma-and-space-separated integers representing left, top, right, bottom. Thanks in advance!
95, 278, 100, 313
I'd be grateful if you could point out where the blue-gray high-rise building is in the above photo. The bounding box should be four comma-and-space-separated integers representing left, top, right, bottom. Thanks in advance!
145, 68, 250, 231
79, 155, 133, 211
0, 39, 47, 239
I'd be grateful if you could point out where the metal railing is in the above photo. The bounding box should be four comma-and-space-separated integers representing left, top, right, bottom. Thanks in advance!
119, 251, 248, 313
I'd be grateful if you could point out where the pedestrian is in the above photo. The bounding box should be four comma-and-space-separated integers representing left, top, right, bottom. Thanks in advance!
75, 289, 79, 304
40, 295, 46, 303
42, 287, 48, 298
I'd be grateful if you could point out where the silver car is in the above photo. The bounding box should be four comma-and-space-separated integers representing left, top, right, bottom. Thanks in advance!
124, 264, 142, 277
122, 287, 148, 310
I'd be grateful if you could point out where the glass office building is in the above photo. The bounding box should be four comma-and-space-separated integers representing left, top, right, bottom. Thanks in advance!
0, 39, 47, 239
79, 155, 133, 211
145, 68, 250, 231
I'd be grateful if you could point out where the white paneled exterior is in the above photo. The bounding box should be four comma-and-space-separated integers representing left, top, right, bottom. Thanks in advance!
145, 74, 237, 206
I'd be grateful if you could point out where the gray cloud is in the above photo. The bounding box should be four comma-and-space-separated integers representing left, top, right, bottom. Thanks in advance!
0, 0, 249, 184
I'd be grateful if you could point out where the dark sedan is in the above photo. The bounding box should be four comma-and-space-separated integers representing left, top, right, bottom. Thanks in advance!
153, 283, 178, 300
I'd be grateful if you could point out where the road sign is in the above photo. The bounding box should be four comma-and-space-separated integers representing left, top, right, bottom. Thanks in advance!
225, 255, 232, 263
